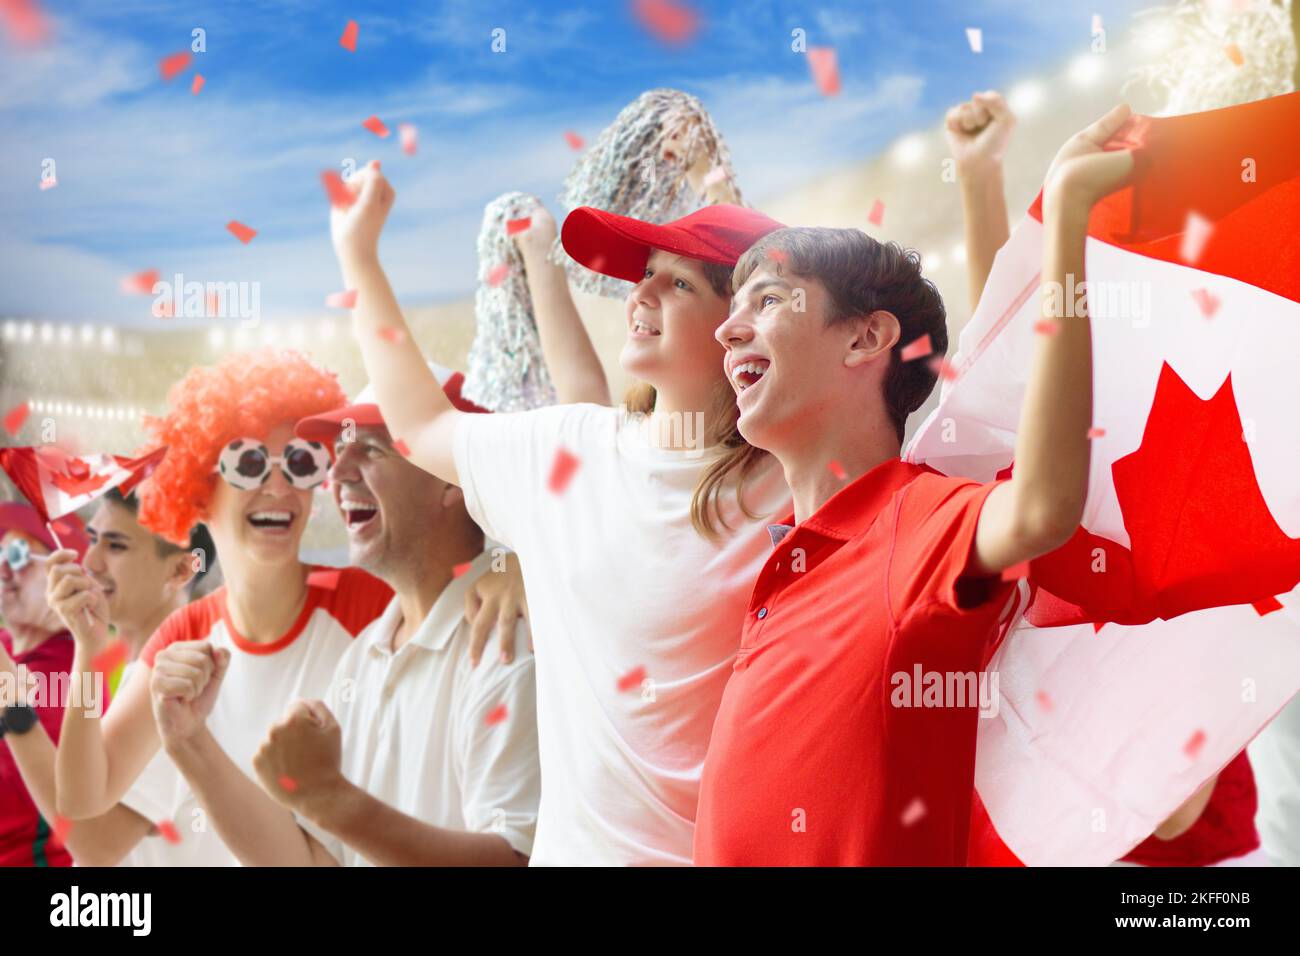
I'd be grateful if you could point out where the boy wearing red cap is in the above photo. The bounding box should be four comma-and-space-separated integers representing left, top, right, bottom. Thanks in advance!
328, 160, 792, 864
0, 505, 89, 866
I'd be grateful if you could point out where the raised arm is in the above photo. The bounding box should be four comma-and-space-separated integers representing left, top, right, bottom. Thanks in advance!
331, 160, 462, 485
944, 91, 1016, 312
513, 204, 612, 406
972, 104, 1136, 575
252, 699, 524, 866
152, 642, 335, 866
45, 550, 165, 819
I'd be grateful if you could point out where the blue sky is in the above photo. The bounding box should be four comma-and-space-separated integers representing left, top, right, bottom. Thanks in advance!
0, 0, 1149, 325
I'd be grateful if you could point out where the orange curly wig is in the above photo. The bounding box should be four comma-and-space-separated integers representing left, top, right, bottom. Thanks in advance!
137, 349, 348, 545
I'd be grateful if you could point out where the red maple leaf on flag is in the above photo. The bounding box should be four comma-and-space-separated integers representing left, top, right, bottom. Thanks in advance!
1026, 363, 1300, 627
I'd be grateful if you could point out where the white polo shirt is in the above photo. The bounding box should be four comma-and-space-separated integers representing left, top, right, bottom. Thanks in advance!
453, 403, 791, 865
302, 550, 540, 865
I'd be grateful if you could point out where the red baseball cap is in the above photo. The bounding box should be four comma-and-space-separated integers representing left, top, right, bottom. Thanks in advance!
560, 203, 785, 284
295, 362, 488, 443
0, 502, 89, 559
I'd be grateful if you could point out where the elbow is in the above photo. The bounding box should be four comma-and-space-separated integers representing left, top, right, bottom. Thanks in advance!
70, 842, 123, 868
58, 791, 107, 823
1012, 494, 1084, 558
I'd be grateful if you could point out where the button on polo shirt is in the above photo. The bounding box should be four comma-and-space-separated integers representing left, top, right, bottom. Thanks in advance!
695, 458, 1015, 866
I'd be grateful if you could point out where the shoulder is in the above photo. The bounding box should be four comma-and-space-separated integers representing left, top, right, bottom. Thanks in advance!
312, 566, 394, 638
459, 617, 535, 703
141, 591, 226, 667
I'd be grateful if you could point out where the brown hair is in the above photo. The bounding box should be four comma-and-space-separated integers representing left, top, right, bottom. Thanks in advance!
627, 256, 769, 542
732, 227, 947, 442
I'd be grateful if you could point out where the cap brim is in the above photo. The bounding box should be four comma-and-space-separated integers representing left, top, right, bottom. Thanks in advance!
295, 403, 384, 443
561, 207, 733, 284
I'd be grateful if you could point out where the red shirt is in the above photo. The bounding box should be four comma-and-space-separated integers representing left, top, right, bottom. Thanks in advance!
1, 628, 75, 867
1122, 750, 1260, 866
695, 458, 1014, 866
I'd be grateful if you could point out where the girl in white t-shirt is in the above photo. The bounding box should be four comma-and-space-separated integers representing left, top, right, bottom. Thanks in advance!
48, 351, 392, 858
329, 155, 794, 864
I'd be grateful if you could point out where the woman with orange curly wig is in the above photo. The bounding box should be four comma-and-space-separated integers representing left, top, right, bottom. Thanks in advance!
52, 350, 393, 864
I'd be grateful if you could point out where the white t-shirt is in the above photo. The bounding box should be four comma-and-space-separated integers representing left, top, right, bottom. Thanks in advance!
135, 567, 392, 866
116, 662, 229, 867
453, 403, 791, 865
301, 550, 540, 865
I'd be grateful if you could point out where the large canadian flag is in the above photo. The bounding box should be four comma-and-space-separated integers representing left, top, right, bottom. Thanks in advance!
905, 92, 1300, 865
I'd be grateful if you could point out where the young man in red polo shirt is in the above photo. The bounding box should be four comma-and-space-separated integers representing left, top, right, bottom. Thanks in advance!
695, 106, 1137, 865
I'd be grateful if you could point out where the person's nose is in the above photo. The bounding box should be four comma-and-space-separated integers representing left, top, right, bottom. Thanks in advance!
715, 304, 755, 349
329, 444, 362, 485
84, 541, 107, 574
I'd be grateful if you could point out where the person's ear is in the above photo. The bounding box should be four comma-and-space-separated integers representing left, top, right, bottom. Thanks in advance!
844, 310, 901, 369
168, 549, 197, 597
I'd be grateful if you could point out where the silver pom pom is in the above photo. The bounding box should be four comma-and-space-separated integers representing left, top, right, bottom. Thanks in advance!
549, 88, 743, 298
1127, 0, 1296, 115
462, 191, 558, 412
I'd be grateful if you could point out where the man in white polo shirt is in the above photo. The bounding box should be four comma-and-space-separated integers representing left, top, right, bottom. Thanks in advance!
152, 370, 539, 865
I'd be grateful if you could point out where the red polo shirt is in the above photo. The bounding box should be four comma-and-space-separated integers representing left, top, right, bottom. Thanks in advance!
695, 458, 1015, 866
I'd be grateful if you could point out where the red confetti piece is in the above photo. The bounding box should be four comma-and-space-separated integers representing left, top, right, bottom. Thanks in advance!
362, 115, 390, 138
120, 269, 160, 295
827, 459, 846, 480
899, 798, 926, 827
226, 220, 257, 244
325, 289, 357, 309
0, 0, 53, 46
1252, 595, 1283, 616
486, 263, 510, 287
4, 402, 31, 436
1183, 729, 1206, 759
1087, 427, 1106, 439
339, 19, 358, 52
278, 774, 299, 793
928, 356, 958, 382
900, 334, 932, 362
1000, 560, 1029, 582
156, 820, 181, 844
547, 447, 580, 494
39, 177, 57, 190
392, 439, 411, 457
1190, 288, 1220, 318
631, 0, 699, 46
191, 73, 204, 95
398, 123, 417, 156
1033, 319, 1060, 335
1034, 690, 1053, 712
1224, 42, 1243, 66
377, 326, 406, 344
1179, 211, 1212, 264
320, 170, 356, 211
867, 198, 884, 227
616, 665, 647, 693
1093, 621, 1106, 633
806, 47, 841, 96
766, 248, 789, 265
50, 815, 72, 849
159, 50, 192, 82
452, 562, 472, 578
306, 569, 341, 591
92, 638, 128, 675
505, 217, 532, 236
563, 130, 584, 151
484, 703, 508, 726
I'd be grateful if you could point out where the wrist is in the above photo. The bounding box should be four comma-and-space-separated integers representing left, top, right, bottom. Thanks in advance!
339, 251, 381, 282
163, 725, 214, 762
299, 775, 361, 829
957, 156, 1004, 184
